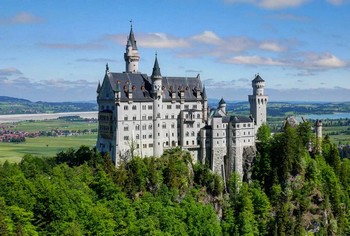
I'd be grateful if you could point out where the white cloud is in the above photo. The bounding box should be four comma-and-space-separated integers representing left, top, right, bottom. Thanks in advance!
224, 0, 310, 9
301, 52, 347, 69
138, 33, 190, 48
259, 41, 286, 52
0, 68, 22, 76
191, 31, 223, 45
0, 12, 42, 25
224, 55, 286, 66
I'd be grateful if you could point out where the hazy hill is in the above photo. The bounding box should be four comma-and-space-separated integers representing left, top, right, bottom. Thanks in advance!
0, 96, 97, 115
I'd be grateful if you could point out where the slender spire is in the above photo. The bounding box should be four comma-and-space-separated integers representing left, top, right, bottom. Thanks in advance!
152, 53, 161, 77
127, 21, 137, 50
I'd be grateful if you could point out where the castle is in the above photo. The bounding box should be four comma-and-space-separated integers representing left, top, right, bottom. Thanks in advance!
96, 26, 268, 181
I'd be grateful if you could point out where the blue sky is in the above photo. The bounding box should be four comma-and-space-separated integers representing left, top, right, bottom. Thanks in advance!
1, 0, 350, 102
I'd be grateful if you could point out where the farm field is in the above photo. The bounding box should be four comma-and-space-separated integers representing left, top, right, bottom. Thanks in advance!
0, 134, 97, 163
0, 118, 98, 163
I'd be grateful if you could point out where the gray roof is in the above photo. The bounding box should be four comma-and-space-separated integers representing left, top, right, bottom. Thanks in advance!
104, 72, 206, 102
253, 74, 264, 83
229, 116, 253, 123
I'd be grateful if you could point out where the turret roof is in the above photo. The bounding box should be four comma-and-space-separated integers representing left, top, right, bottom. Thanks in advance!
152, 55, 161, 77
219, 98, 226, 105
127, 27, 138, 50
253, 74, 264, 83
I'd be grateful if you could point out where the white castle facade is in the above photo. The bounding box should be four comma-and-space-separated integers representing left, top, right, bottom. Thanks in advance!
96, 26, 268, 180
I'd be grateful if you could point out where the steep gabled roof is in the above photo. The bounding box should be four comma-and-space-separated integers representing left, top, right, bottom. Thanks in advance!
102, 72, 205, 102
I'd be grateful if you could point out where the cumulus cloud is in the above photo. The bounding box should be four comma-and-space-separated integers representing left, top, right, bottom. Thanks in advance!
105, 32, 190, 49
139, 33, 190, 48
0, 12, 42, 25
223, 55, 286, 66
191, 31, 223, 45
259, 41, 286, 52
0, 68, 22, 76
224, 0, 310, 9
0, 67, 97, 101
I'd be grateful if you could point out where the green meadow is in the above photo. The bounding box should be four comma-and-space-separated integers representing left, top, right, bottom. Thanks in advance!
0, 119, 97, 163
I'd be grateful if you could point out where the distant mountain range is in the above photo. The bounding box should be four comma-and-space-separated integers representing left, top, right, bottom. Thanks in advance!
1, 96, 349, 116
0, 96, 97, 115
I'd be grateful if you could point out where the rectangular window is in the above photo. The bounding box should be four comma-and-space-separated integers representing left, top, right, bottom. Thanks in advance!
167, 105, 172, 109
149, 143, 153, 147
123, 136, 129, 140
124, 105, 128, 110
176, 105, 180, 109
165, 115, 169, 119
148, 116, 152, 120
171, 115, 175, 119
193, 105, 197, 109
185, 105, 189, 109
148, 105, 153, 110
149, 134, 152, 139
142, 105, 146, 110
142, 115, 146, 120
143, 144, 147, 148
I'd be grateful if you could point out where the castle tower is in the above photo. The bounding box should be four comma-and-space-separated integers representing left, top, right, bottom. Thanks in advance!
152, 54, 163, 157
315, 119, 322, 153
218, 98, 227, 115
248, 74, 268, 133
202, 86, 208, 122
124, 24, 140, 73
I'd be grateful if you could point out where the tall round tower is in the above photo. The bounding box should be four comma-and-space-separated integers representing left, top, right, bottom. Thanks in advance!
152, 54, 163, 157
248, 74, 268, 133
315, 119, 323, 153
124, 24, 140, 73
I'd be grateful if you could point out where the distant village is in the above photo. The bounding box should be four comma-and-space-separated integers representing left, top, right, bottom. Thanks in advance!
0, 116, 97, 143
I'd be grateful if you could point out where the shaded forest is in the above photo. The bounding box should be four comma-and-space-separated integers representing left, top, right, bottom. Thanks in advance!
1, 122, 350, 235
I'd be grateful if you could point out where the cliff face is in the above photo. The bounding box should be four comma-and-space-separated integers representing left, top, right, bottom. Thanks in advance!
243, 146, 256, 182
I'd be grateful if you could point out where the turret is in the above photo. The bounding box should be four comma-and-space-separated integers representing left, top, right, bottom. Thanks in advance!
315, 119, 322, 153
202, 86, 208, 122
218, 98, 227, 114
152, 54, 163, 157
248, 74, 268, 133
124, 24, 140, 73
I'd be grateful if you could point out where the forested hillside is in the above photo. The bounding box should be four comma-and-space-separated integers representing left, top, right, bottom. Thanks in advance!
1, 122, 350, 235
0, 96, 97, 114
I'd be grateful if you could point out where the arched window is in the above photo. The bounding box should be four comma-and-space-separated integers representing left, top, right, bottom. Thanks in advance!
124, 115, 128, 121
136, 124, 140, 130
186, 132, 189, 137
191, 131, 195, 137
